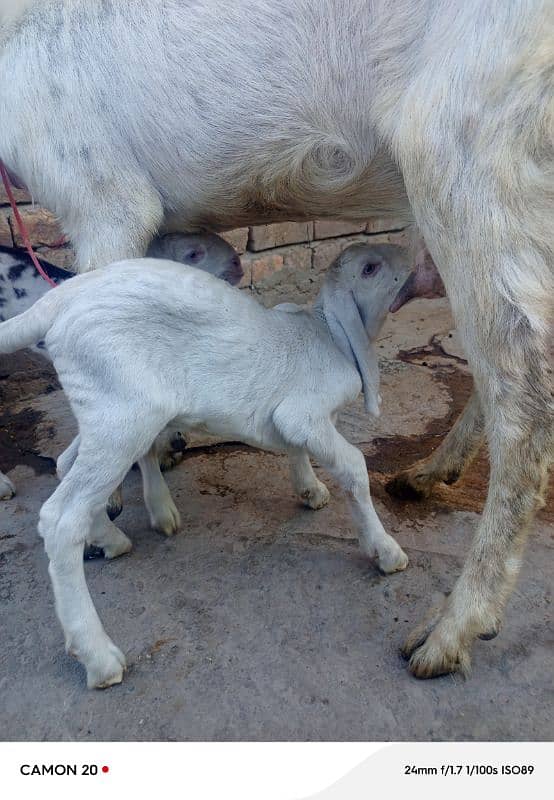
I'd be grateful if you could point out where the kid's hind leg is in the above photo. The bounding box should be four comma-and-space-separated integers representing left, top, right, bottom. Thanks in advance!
57, 436, 132, 559
39, 444, 137, 688
138, 445, 181, 535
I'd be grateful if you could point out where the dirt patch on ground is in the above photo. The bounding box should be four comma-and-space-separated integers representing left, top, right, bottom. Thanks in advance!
0, 351, 58, 475
367, 351, 553, 524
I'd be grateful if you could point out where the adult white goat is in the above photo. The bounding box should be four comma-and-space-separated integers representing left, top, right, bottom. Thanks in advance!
0, 243, 410, 688
0, 0, 552, 679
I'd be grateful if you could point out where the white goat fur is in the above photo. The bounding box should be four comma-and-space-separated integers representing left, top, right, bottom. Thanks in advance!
0, 0, 552, 680
0, 231, 242, 504
0, 243, 410, 688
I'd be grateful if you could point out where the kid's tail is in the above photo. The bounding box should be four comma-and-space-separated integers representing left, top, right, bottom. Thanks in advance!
0, 290, 60, 353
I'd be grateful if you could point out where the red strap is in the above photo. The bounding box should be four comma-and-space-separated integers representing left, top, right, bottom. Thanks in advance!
0, 160, 57, 288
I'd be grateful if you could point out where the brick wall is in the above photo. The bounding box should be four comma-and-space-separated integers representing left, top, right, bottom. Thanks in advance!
0, 184, 407, 303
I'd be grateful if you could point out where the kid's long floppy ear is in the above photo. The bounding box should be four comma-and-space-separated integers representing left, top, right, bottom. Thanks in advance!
323, 288, 381, 417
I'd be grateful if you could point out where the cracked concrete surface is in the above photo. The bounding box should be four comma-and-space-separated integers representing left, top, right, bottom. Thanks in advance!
0, 298, 552, 741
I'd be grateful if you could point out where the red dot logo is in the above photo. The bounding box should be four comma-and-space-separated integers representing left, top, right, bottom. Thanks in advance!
102, 766, 109, 774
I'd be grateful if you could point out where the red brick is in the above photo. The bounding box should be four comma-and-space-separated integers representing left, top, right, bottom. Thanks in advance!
35, 246, 75, 271
248, 221, 313, 251
0, 183, 31, 206
220, 227, 249, 254
312, 235, 368, 273
245, 244, 314, 306
9, 207, 65, 248
365, 217, 406, 234
313, 220, 366, 239
0, 210, 12, 246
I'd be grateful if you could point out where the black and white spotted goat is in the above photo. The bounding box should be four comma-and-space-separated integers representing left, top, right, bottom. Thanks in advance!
0, 233, 243, 502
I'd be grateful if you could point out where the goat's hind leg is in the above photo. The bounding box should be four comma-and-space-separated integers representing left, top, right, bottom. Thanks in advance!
404, 314, 552, 677
39, 441, 138, 687
387, 389, 484, 500
397, 132, 553, 676
57, 436, 132, 559
138, 444, 181, 535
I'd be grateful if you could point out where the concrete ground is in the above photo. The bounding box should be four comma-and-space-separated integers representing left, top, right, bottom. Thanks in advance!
0, 298, 552, 741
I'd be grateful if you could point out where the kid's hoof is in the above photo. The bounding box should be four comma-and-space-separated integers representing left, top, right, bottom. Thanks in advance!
85, 642, 126, 689
106, 487, 123, 520
300, 481, 330, 510
159, 432, 188, 472
84, 544, 105, 560
377, 545, 409, 574
150, 499, 181, 536
0, 474, 15, 500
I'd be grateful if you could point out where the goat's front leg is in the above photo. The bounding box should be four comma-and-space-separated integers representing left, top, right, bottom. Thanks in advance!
304, 423, 408, 573
288, 450, 330, 509
387, 389, 484, 500
138, 445, 181, 535
0, 471, 15, 500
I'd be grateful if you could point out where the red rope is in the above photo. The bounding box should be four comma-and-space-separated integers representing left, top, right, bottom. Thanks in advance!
0, 160, 57, 288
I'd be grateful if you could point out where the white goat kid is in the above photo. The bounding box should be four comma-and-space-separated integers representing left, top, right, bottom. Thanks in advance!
0, 242, 409, 688
0, 232, 243, 509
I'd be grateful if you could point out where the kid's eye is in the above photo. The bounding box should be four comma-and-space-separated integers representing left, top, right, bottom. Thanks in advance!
362, 261, 380, 276
186, 248, 205, 264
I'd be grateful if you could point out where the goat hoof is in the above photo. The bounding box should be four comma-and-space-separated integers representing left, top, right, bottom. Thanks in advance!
408, 631, 471, 679
377, 544, 409, 574
100, 530, 132, 560
401, 603, 445, 660
478, 626, 500, 641
85, 640, 126, 689
158, 431, 188, 472
402, 602, 472, 678
150, 500, 181, 536
300, 481, 330, 510
106, 492, 123, 521
0, 474, 16, 500
84, 544, 105, 560
170, 431, 188, 453
159, 450, 185, 472
85, 521, 132, 560
385, 469, 432, 500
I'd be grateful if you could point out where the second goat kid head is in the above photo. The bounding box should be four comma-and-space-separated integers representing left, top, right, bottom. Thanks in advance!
317, 243, 410, 417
